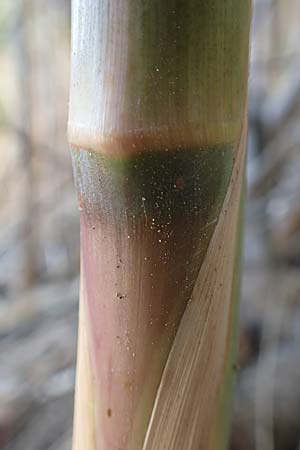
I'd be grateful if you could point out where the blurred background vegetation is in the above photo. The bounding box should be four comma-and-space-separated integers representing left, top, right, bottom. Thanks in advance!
0, 1, 300, 449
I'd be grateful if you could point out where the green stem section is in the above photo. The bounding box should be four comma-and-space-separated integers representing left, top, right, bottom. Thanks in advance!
69, 0, 251, 152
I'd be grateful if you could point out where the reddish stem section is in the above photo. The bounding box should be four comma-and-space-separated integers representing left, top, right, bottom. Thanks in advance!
74, 145, 234, 449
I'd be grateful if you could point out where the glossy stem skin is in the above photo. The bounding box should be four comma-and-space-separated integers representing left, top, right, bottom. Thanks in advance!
68, 0, 250, 153
69, 1, 251, 449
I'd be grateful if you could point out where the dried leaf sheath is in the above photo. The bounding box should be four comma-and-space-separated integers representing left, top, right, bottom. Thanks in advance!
68, 1, 251, 449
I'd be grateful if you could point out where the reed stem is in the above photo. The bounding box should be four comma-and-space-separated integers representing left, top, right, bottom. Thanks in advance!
68, 2, 251, 449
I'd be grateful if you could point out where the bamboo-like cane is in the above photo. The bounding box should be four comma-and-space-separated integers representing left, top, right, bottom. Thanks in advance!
68, 2, 251, 449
